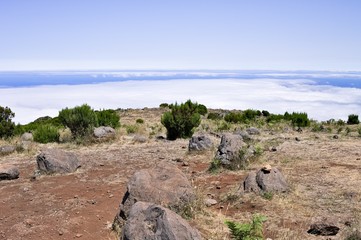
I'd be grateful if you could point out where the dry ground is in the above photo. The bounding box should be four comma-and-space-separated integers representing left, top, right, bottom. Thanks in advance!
1, 108, 361, 240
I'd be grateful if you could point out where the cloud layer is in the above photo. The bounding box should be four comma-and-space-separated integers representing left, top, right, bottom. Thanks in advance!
1, 79, 361, 124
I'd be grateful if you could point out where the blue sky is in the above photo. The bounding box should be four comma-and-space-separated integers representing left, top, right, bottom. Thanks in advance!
1, 0, 361, 71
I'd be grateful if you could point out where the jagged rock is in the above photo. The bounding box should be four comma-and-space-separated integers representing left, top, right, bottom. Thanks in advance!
36, 148, 81, 174
204, 198, 217, 207
114, 162, 195, 228
21, 132, 33, 141
93, 126, 116, 139
0, 164, 19, 180
246, 127, 260, 135
243, 167, 288, 193
239, 131, 251, 141
307, 222, 340, 236
215, 133, 245, 169
122, 202, 202, 240
0, 145, 16, 155
188, 135, 213, 151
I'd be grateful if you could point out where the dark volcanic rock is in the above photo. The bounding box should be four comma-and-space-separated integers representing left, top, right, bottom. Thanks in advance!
0, 164, 19, 180
188, 135, 213, 151
215, 133, 245, 168
307, 223, 340, 236
122, 201, 202, 240
36, 148, 81, 174
0, 145, 16, 155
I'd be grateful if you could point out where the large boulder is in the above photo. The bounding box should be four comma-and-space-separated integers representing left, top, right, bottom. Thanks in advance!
122, 202, 202, 240
114, 162, 195, 227
93, 126, 116, 139
0, 164, 19, 180
243, 165, 289, 193
188, 135, 213, 152
215, 134, 246, 169
36, 148, 80, 174
0, 145, 16, 155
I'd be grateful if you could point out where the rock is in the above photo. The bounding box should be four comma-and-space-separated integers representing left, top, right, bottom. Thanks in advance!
93, 126, 116, 139
122, 202, 202, 240
215, 134, 246, 169
246, 127, 260, 135
204, 198, 217, 207
295, 137, 301, 141
21, 132, 33, 141
132, 134, 148, 143
269, 146, 277, 152
0, 145, 16, 155
188, 135, 213, 151
243, 167, 288, 193
333, 135, 339, 139
307, 223, 340, 236
0, 164, 19, 180
239, 131, 251, 141
36, 148, 81, 174
262, 164, 272, 172
114, 162, 195, 224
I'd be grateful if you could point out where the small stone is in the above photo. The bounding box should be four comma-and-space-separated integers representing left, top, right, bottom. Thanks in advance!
182, 162, 189, 167
109, 194, 114, 198
216, 186, 221, 189
205, 198, 217, 207
269, 146, 277, 152
99, 163, 104, 166
58, 230, 64, 236
76, 233, 83, 238
333, 135, 339, 139
295, 137, 301, 141
262, 164, 272, 172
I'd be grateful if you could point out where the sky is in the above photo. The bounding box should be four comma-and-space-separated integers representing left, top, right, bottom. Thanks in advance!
1, 0, 361, 71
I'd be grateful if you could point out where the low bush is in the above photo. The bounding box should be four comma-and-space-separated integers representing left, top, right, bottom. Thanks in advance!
58, 104, 97, 138
347, 114, 360, 125
207, 112, 223, 120
225, 112, 244, 123
161, 100, 203, 140
96, 109, 120, 128
159, 103, 169, 108
33, 124, 60, 143
289, 112, 310, 127
136, 118, 144, 124
225, 214, 267, 240
0, 106, 15, 139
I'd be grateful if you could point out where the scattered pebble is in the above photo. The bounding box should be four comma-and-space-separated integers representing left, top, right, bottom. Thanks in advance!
76, 233, 83, 238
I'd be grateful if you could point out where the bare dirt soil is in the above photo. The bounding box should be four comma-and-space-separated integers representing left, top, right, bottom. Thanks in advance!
1, 109, 361, 240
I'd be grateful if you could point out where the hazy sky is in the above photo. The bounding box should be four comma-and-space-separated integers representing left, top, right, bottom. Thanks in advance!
1, 1, 361, 71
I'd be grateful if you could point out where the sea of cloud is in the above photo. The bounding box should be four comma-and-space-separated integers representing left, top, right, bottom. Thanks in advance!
1, 78, 361, 124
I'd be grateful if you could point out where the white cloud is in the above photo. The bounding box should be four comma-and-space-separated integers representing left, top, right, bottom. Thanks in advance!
1, 79, 361, 124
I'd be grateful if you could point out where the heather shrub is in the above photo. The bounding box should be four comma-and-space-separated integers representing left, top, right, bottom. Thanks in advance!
225, 112, 244, 123
0, 106, 15, 139
96, 109, 120, 128
207, 112, 223, 120
58, 104, 97, 138
161, 100, 203, 140
136, 118, 144, 124
33, 124, 60, 143
347, 114, 360, 125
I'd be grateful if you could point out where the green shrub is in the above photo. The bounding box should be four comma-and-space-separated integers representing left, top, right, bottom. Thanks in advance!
225, 214, 267, 240
96, 109, 120, 128
289, 112, 310, 127
0, 106, 15, 139
336, 119, 346, 126
125, 124, 138, 134
161, 100, 202, 140
136, 118, 144, 124
33, 124, 60, 143
266, 114, 284, 123
217, 121, 231, 131
243, 109, 261, 121
159, 103, 169, 108
14, 116, 62, 136
225, 112, 244, 123
347, 114, 360, 125
358, 127, 361, 137
261, 110, 270, 117
207, 112, 223, 120
197, 104, 208, 116
58, 104, 97, 138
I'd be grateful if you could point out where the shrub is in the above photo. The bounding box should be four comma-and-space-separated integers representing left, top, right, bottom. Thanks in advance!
136, 118, 144, 124
243, 109, 261, 121
197, 104, 208, 116
159, 103, 169, 108
96, 109, 120, 128
347, 114, 360, 125
207, 112, 223, 120
289, 112, 310, 127
125, 124, 138, 134
217, 121, 231, 131
266, 114, 284, 123
261, 110, 270, 117
161, 100, 202, 140
58, 104, 97, 138
0, 106, 15, 139
33, 124, 60, 143
225, 112, 244, 123
225, 214, 267, 240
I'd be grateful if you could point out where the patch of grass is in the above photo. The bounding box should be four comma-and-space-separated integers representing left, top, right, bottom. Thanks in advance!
225, 214, 267, 240
208, 159, 222, 174
261, 191, 274, 200
125, 124, 138, 134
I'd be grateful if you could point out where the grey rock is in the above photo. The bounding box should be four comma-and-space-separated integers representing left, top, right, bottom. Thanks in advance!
188, 135, 213, 151
0, 164, 19, 180
0, 145, 16, 155
133, 134, 148, 143
307, 223, 340, 236
114, 162, 195, 224
122, 201, 202, 240
21, 132, 33, 141
239, 131, 251, 141
93, 126, 116, 139
204, 198, 217, 207
243, 167, 288, 193
246, 127, 260, 135
36, 148, 81, 174
215, 134, 245, 169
